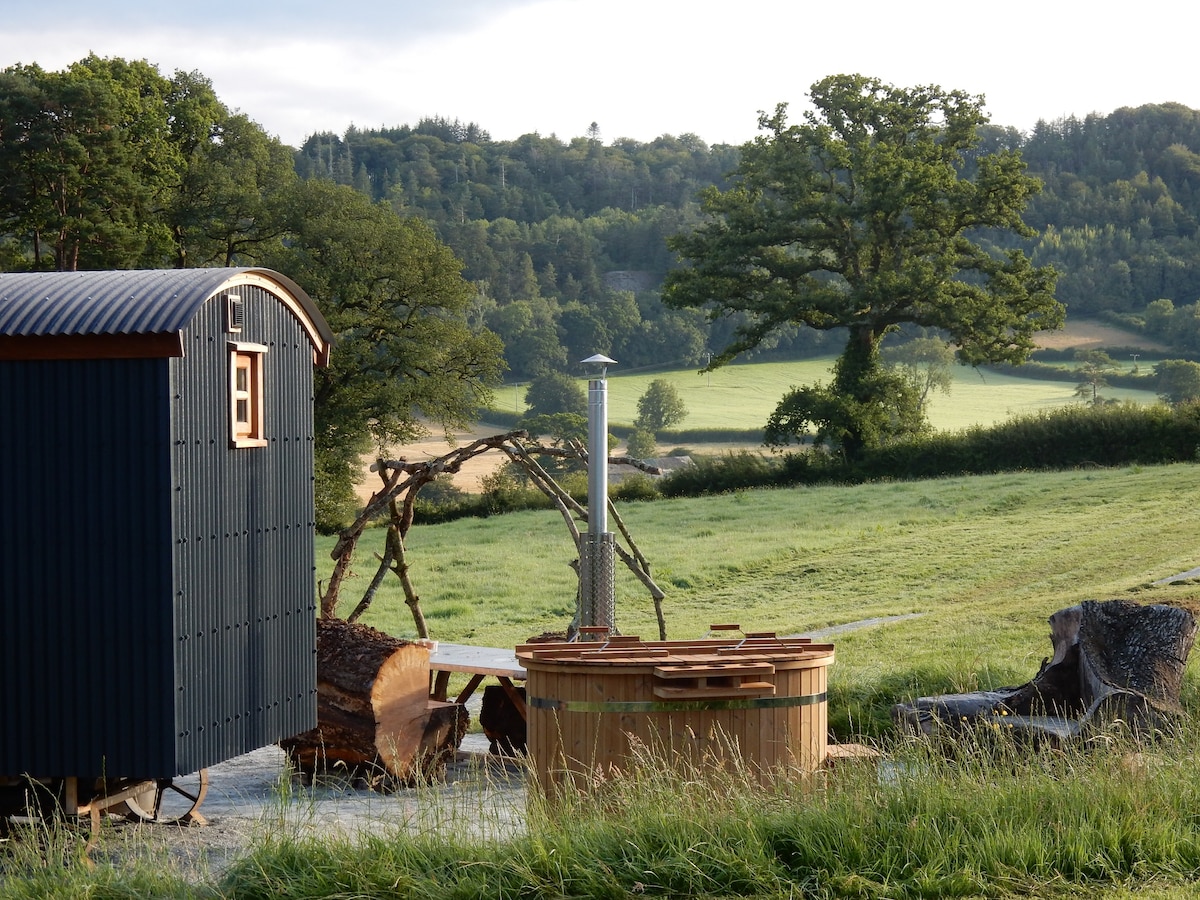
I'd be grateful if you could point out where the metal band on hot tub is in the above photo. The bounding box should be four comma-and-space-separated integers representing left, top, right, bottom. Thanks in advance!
528, 690, 827, 713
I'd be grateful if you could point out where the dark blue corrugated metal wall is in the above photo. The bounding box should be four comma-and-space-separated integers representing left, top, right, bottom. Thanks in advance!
170, 285, 317, 774
0, 279, 319, 780
0, 357, 176, 778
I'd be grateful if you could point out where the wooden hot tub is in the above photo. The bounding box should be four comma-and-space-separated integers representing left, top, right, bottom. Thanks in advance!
515, 632, 834, 793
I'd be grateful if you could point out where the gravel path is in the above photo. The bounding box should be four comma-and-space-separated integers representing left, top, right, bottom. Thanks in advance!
87, 733, 527, 883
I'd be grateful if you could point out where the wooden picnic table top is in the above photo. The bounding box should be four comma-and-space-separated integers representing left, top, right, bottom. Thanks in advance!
428, 643, 527, 680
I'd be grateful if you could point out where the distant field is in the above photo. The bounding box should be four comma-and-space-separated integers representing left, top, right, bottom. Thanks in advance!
596, 320, 1167, 433
485, 319, 1167, 444
597, 358, 1160, 433
1034, 317, 1168, 353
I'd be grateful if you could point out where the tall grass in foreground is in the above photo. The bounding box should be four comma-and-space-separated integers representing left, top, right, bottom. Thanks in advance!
214, 721, 1200, 898
9, 724, 1200, 900
13, 720, 1200, 898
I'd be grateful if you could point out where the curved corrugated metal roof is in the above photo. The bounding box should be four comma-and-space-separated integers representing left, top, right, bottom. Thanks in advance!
0, 267, 332, 348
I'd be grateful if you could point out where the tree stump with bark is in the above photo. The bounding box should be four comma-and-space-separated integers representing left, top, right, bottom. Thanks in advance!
280, 618, 467, 787
893, 599, 1198, 744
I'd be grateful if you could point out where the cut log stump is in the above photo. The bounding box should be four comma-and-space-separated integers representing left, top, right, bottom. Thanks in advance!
893, 599, 1198, 744
280, 618, 467, 787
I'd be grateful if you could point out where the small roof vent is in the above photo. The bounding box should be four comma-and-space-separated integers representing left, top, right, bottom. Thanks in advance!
226, 294, 244, 333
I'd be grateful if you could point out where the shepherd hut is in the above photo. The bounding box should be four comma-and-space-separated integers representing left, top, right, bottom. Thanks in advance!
0, 268, 334, 784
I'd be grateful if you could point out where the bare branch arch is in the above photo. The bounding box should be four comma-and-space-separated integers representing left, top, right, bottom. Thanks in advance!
319, 431, 667, 640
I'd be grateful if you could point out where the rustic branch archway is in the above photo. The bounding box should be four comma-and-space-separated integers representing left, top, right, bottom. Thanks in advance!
319, 430, 668, 640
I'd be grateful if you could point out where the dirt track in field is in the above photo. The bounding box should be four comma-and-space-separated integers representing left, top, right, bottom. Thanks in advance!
1034, 319, 1167, 352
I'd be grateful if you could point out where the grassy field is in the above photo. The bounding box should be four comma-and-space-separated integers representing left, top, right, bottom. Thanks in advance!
490, 319, 1169, 444
328, 462, 1200, 731
497, 355, 1162, 437
594, 358, 1161, 434
312, 461, 1200, 900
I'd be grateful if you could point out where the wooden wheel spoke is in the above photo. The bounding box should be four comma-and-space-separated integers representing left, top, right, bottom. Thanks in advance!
152, 769, 209, 825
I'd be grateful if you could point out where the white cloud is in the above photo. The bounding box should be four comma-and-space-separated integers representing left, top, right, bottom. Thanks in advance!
1, 0, 1196, 148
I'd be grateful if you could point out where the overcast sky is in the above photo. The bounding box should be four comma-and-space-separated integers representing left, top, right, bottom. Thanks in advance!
2, 1, 1194, 149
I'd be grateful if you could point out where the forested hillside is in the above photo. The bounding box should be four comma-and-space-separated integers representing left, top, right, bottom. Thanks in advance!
295, 106, 1200, 371
3, 54, 1200, 380
294, 120, 746, 376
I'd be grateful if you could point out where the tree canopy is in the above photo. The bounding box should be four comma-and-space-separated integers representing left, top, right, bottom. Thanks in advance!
1073, 349, 1119, 405
1155, 359, 1200, 404
523, 371, 588, 417
0, 56, 505, 531
663, 74, 1063, 455
265, 178, 505, 528
635, 378, 688, 432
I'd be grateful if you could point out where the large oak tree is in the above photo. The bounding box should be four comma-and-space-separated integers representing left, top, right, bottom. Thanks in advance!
664, 74, 1063, 457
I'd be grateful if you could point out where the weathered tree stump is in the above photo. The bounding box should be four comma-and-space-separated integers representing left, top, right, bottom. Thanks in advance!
280, 618, 467, 786
893, 599, 1197, 744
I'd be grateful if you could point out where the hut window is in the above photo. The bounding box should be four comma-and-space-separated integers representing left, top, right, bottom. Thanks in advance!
229, 342, 268, 448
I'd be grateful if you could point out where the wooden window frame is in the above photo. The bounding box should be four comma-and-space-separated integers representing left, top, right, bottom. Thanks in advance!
229, 342, 268, 448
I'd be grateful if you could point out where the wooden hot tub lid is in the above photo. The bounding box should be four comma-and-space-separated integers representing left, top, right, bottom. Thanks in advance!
515, 635, 835, 668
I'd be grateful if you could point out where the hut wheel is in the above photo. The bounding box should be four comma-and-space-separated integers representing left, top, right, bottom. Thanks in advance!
123, 770, 209, 825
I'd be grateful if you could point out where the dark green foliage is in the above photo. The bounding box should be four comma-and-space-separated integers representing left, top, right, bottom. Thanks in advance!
298, 99, 1200, 374
659, 450, 782, 496
634, 379, 688, 432
1156, 359, 1200, 403
609, 473, 661, 502
267, 178, 505, 531
313, 430, 371, 533
1024, 105, 1200, 317
858, 401, 1200, 479
523, 371, 587, 417
661, 401, 1200, 497
765, 350, 929, 458
409, 474, 476, 524
623, 427, 658, 459
1073, 349, 1119, 404
478, 464, 554, 517
0, 57, 230, 270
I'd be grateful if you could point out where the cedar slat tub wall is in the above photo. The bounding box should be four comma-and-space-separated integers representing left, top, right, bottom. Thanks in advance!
515, 631, 834, 793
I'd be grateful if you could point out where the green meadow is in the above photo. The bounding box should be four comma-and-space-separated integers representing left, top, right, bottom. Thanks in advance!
329, 462, 1200, 733
591, 357, 1161, 434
